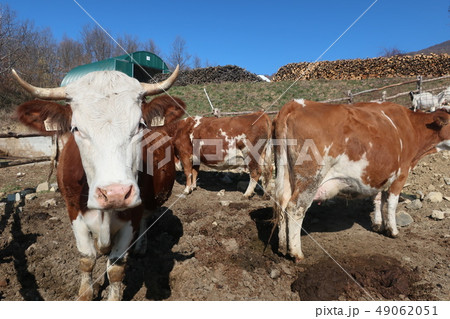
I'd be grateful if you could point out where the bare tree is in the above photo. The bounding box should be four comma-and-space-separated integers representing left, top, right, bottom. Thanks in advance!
81, 24, 114, 61
0, 4, 35, 75
167, 35, 191, 70
380, 47, 405, 57
0, 4, 60, 108
27, 28, 59, 85
192, 55, 202, 69
58, 35, 89, 74
204, 58, 215, 68
113, 33, 140, 56
143, 39, 161, 56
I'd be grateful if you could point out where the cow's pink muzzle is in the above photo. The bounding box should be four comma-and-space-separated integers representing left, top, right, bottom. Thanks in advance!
94, 183, 137, 209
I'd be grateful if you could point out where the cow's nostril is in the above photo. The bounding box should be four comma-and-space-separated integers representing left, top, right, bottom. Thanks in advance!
97, 188, 108, 201
124, 186, 133, 200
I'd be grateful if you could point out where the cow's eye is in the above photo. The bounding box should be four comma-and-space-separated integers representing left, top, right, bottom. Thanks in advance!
139, 119, 147, 130
70, 126, 79, 133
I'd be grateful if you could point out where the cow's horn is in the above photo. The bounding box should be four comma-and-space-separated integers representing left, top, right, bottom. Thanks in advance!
141, 65, 179, 96
12, 69, 66, 100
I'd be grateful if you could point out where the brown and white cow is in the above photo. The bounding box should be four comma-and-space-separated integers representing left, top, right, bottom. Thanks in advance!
13, 68, 183, 300
273, 99, 450, 262
167, 112, 273, 197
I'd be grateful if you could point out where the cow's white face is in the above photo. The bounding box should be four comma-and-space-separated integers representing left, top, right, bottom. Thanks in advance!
66, 71, 145, 210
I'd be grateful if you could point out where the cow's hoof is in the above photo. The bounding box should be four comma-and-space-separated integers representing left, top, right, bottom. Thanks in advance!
243, 193, 254, 199
294, 255, 305, 264
385, 228, 399, 238
371, 223, 383, 233
78, 286, 94, 301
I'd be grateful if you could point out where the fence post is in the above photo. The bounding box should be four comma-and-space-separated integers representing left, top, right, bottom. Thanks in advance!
416, 75, 422, 93
347, 90, 353, 104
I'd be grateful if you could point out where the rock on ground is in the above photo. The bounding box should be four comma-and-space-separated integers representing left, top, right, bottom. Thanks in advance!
425, 192, 443, 203
430, 210, 445, 220
396, 211, 414, 227
36, 182, 50, 193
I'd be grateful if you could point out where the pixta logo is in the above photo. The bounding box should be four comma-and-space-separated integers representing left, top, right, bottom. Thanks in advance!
139, 130, 172, 176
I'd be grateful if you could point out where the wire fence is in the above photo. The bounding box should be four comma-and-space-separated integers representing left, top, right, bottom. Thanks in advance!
323, 74, 450, 104
210, 74, 450, 117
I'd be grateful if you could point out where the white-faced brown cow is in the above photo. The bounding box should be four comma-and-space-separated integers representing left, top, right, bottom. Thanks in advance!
13, 67, 184, 300
273, 99, 450, 262
167, 112, 273, 197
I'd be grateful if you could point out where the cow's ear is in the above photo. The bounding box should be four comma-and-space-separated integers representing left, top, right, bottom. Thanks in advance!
433, 115, 449, 128
427, 115, 449, 131
16, 100, 72, 135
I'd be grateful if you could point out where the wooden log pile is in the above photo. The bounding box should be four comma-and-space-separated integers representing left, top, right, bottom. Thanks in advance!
273, 54, 450, 82
152, 65, 262, 86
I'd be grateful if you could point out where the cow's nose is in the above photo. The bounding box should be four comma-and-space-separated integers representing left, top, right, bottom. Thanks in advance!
95, 184, 136, 209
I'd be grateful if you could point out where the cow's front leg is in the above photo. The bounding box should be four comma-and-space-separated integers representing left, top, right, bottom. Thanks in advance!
243, 163, 261, 198
182, 160, 194, 195
260, 142, 274, 197
106, 221, 134, 301
191, 165, 200, 190
78, 257, 96, 301
72, 216, 97, 301
383, 176, 407, 238
106, 258, 126, 301
134, 212, 148, 256
243, 178, 258, 198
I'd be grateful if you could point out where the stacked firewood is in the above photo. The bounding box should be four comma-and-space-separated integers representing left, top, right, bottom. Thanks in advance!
152, 65, 262, 86
273, 54, 450, 81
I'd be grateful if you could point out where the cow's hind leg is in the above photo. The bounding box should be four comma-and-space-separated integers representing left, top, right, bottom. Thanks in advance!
371, 191, 386, 233
284, 176, 322, 262
285, 197, 307, 262
383, 192, 400, 238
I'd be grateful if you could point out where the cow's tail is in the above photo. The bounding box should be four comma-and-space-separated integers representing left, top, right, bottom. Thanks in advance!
263, 113, 291, 253
265, 112, 293, 253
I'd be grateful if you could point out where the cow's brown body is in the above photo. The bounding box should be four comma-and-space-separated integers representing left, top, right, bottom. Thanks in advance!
273, 99, 450, 261
168, 112, 273, 197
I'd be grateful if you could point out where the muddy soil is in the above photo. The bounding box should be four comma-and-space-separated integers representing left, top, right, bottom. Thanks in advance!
0, 151, 449, 301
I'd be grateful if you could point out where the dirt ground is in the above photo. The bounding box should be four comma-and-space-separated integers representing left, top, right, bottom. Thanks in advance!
0, 151, 449, 301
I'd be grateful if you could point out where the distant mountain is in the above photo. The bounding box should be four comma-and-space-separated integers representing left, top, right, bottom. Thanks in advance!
408, 40, 450, 55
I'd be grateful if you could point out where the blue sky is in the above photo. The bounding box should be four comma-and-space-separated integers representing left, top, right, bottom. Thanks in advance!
3, 0, 449, 75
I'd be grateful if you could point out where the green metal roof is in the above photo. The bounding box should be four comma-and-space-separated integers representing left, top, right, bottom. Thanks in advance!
61, 51, 170, 87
